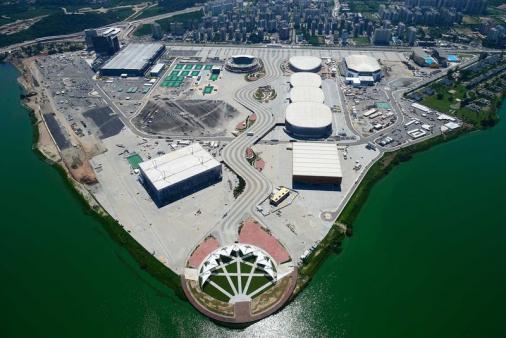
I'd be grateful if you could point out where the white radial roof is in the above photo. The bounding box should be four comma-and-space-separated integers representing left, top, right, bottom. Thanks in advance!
289, 56, 322, 71
289, 72, 322, 88
344, 54, 381, 73
285, 102, 332, 129
289, 87, 325, 103
198, 244, 277, 288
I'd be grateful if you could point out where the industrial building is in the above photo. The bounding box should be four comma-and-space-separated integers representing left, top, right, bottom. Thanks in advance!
225, 55, 261, 73
289, 56, 322, 72
100, 43, 166, 77
289, 87, 325, 103
285, 102, 332, 138
289, 72, 322, 88
342, 55, 383, 83
139, 143, 222, 206
292, 143, 342, 185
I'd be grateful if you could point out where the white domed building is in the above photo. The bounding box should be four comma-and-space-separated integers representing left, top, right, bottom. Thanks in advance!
285, 102, 332, 138
288, 56, 322, 72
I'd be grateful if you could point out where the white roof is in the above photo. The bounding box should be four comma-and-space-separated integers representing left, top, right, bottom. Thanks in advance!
150, 63, 165, 73
344, 55, 381, 73
198, 244, 277, 287
289, 87, 325, 103
292, 143, 342, 178
411, 102, 431, 113
289, 56, 322, 72
290, 72, 322, 88
139, 143, 220, 191
285, 102, 332, 129
102, 43, 164, 71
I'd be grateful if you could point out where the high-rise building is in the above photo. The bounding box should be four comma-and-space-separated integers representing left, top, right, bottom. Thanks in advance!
372, 28, 392, 45
151, 23, 162, 40
407, 26, 417, 46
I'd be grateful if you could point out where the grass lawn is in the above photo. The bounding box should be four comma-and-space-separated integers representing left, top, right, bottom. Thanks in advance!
352, 36, 371, 46
133, 10, 203, 36
309, 35, 325, 46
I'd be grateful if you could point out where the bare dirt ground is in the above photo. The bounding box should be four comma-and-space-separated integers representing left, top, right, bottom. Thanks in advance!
19, 58, 97, 184
133, 99, 241, 137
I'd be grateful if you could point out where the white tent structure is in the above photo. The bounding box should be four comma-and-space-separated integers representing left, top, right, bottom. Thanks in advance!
198, 244, 278, 302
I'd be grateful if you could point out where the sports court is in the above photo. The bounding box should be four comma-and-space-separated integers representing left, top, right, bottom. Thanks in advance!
127, 154, 143, 169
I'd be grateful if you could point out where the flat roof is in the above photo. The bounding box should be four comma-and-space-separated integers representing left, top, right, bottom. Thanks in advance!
411, 102, 431, 112
344, 55, 381, 73
289, 87, 325, 103
102, 43, 164, 71
289, 56, 322, 71
150, 63, 165, 73
292, 143, 342, 178
139, 143, 221, 191
290, 72, 322, 88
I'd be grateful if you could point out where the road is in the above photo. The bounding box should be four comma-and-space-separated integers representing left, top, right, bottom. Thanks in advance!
212, 56, 283, 244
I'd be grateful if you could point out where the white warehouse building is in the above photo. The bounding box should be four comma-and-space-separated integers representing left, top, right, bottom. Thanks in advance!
139, 143, 222, 207
292, 142, 342, 185
342, 55, 383, 83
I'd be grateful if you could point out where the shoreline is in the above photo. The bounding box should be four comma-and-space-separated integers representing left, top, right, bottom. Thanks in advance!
12, 56, 502, 325
13, 60, 185, 300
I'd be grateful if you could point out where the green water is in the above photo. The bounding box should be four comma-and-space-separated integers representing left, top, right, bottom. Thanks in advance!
1, 63, 506, 338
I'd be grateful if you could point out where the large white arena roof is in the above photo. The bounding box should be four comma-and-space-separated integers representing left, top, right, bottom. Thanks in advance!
139, 143, 220, 191
292, 143, 342, 179
285, 102, 332, 129
289, 87, 325, 103
289, 56, 322, 72
102, 43, 164, 72
289, 72, 322, 88
344, 54, 381, 73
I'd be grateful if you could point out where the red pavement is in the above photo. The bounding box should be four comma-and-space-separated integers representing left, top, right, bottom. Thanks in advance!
254, 159, 265, 171
239, 219, 290, 263
188, 237, 219, 268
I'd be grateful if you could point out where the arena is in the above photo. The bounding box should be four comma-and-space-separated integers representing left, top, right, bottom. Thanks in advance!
225, 54, 261, 73
285, 102, 332, 138
289, 87, 325, 103
288, 56, 322, 72
289, 72, 322, 88
342, 54, 383, 82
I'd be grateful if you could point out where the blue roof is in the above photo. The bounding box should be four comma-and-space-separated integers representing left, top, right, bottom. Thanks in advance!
448, 55, 458, 62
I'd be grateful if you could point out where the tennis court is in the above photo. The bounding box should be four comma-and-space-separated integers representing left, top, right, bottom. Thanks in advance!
203, 85, 214, 94
127, 154, 143, 169
175, 64, 184, 70
184, 64, 193, 70
191, 71, 200, 77
210, 73, 219, 81
180, 70, 190, 76
171, 70, 180, 76
194, 64, 203, 70
204, 64, 213, 70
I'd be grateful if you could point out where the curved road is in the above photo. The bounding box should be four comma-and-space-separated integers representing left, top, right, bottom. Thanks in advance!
213, 54, 283, 244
